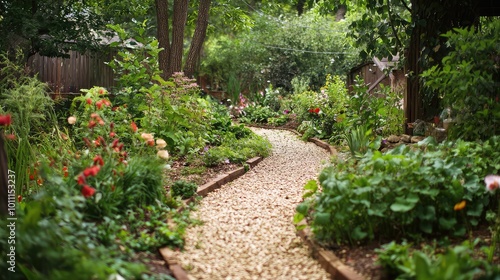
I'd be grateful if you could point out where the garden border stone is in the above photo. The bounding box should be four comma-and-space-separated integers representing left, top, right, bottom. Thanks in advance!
158, 156, 263, 280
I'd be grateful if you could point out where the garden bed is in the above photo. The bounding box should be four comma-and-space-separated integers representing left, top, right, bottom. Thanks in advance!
330, 225, 498, 279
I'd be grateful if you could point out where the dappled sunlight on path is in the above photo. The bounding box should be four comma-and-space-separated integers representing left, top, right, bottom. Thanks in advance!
177, 128, 331, 280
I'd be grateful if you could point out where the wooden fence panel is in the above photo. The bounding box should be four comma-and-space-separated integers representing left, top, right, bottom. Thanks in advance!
28, 50, 116, 93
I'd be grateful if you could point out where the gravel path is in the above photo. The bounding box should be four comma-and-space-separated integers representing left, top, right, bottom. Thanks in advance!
177, 128, 331, 280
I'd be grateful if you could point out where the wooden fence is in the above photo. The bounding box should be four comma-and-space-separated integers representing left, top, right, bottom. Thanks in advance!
28, 50, 116, 94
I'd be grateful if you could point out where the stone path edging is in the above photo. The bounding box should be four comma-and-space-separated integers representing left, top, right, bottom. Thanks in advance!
158, 156, 263, 280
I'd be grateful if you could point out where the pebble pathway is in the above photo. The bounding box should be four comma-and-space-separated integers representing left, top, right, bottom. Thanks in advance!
177, 128, 332, 280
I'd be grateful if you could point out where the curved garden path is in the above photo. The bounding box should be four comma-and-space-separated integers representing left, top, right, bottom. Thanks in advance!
177, 128, 331, 280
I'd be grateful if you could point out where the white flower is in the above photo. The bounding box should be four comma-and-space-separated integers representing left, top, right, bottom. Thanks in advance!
67, 116, 77, 124
156, 138, 167, 149
157, 150, 169, 160
141, 133, 154, 141
484, 175, 500, 192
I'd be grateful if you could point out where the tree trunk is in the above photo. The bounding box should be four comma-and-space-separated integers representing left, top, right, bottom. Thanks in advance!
167, 0, 189, 77
184, 0, 211, 78
335, 4, 347, 21
155, 0, 170, 79
296, 0, 306, 16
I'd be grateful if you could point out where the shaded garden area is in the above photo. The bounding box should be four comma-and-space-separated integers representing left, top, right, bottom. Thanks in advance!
0, 0, 499, 279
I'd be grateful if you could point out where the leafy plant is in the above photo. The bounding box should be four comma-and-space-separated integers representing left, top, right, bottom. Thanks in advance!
295, 137, 500, 245
376, 240, 500, 280
343, 125, 373, 157
240, 104, 279, 124
421, 20, 500, 141
171, 180, 198, 199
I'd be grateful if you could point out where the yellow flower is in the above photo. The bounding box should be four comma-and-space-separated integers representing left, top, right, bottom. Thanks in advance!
454, 200, 466, 211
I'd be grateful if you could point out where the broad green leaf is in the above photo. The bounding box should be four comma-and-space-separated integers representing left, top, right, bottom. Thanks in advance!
296, 203, 309, 215
352, 226, 368, 240
304, 180, 318, 191
293, 213, 304, 224
314, 212, 331, 225
390, 194, 420, 212
439, 217, 457, 230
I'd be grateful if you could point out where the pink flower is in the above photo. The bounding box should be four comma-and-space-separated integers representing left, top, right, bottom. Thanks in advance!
485, 175, 500, 192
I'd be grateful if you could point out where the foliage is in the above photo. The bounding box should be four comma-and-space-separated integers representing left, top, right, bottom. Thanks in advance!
295, 136, 500, 245
343, 76, 404, 136
343, 125, 373, 158
0, 174, 172, 279
375, 240, 500, 279
343, 0, 411, 61
171, 180, 198, 199
239, 105, 279, 124
201, 10, 360, 93
421, 20, 500, 141
203, 133, 271, 167
0, 55, 60, 195
106, 22, 165, 119
0, 0, 105, 59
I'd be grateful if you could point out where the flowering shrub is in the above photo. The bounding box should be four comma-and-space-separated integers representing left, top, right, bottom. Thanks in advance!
295, 136, 500, 244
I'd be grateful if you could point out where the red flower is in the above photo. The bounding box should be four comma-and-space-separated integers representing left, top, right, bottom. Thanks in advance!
0, 114, 11, 126
112, 107, 118, 111
83, 165, 100, 177
110, 122, 115, 130
93, 155, 104, 166
81, 185, 96, 198
5, 134, 16, 140
130, 121, 138, 132
77, 174, 86, 185
94, 139, 100, 147
111, 138, 120, 148
62, 166, 69, 177
17, 195, 22, 202
146, 139, 155, 146
88, 120, 97, 128
109, 132, 116, 138
98, 88, 105, 95
98, 119, 105, 126
86, 98, 92, 105
37, 178, 43, 185
96, 100, 104, 110
314, 108, 320, 114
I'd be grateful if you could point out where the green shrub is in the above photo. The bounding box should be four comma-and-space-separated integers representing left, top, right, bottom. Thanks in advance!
171, 180, 198, 199
422, 20, 500, 141
295, 136, 500, 245
240, 104, 278, 124
203, 133, 271, 166
376, 240, 500, 280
